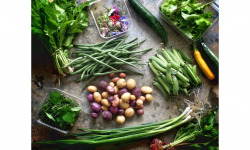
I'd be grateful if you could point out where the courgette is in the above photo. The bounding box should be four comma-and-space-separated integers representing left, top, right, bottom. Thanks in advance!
199, 38, 219, 67
128, 0, 168, 45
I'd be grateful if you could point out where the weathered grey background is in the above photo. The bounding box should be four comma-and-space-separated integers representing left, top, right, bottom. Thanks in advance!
32, 0, 219, 149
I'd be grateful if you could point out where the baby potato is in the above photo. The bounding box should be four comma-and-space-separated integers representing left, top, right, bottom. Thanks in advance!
116, 78, 126, 89
101, 106, 108, 111
93, 92, 102, 103
101, 92, 109, 99
141, 86, 153, 94
130, 95, 136, 101
109, 82, 115, 87
114, 86, 119, 94
125, 108, 135, 117
136, 99, 143, 106
145, 94, 153, 101
119, 99, 129, 109
126, 79, 136, 90
87, 85, 97, 93
101, 99, 111, 107
116, 115, 126, 124
121, 92, 131, 102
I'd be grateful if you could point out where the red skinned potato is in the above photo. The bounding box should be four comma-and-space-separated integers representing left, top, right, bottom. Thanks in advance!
132, 87, 141, 98
112, 94, 120, 107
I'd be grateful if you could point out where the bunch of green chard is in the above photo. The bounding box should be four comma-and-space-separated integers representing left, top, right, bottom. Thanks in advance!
40, 91, 81, 130
150, 110, 218, 150
67, 36, 152, 89
32, 0, 91, 76
150, 48, 201, 97
160, 0, 214, 40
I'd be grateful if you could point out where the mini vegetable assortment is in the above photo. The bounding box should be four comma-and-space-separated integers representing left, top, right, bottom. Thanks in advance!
97, 5, 129, 37
86, 73, 153, 124
33, 0, 219, 149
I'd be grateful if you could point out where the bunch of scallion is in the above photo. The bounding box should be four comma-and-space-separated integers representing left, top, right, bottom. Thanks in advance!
66, 36, 152, 89
37, 107, 193, 148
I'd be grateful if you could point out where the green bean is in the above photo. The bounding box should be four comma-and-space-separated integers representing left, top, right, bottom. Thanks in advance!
177, 49, 193, 64
149, 63, 160, 76
153, 81, 168, 99
156, 54, 168, 64
152, 60, 166, 73
119, 48, 152, 54
172, 75, 179, 95
166, 63, 173, 84
162, 50, 180, 70
100, 38, 117, 50
166, 50, 181, 65
156, 76, 171, 94
71, 64, 89, 75
84, 54, 117, 71
122, 37, 138, 46
82, 76, 97, 90
192, 65, 201, 84
114, 36, 128, 50
172, 49, 185, 66
108, 53, 138, 69
150, 56, 167, 68
61, 57, 83, 68
93, 69, 143, 76
184, 64, 199, 85
180, 68, 192, 83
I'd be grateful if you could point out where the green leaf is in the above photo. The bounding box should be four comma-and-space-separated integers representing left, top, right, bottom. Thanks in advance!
181, 12, 201, 20
71, 107, 81, 112
50, 91, 63, 105
62, 111, 75, 123
45, 112, 55, 121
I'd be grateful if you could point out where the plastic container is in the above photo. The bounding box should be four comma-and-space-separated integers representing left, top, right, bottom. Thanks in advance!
90, 0, 132, 39
37, 88, 82, 135
157, 0, 219, 43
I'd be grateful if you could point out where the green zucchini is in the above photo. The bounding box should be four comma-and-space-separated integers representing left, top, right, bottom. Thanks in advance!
199, 38, 219, 67
128, 0, 168, 45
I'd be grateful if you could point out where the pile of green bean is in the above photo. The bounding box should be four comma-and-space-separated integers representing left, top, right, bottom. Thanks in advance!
149, 48, 201, 98
63, 36, 152, 89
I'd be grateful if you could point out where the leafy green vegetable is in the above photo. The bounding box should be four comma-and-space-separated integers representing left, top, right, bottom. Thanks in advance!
32, 0, 91, 76
163, 109, 218, 150
160, 0, 214, 40
40, 91, 81, 130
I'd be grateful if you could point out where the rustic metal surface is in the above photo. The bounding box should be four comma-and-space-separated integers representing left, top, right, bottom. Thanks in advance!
32, 0, 219, 149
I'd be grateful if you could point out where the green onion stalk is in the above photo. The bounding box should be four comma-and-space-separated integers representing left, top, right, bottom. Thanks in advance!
37, 107, 194, 147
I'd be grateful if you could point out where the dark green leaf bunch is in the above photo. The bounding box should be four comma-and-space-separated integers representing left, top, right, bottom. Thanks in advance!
163, 109, 218, 150
32, 0, 91, 76
40, 91, 81, 130
160, 0, 213, 40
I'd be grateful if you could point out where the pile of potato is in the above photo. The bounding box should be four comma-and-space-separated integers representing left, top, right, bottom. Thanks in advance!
86, 73, 153, 124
